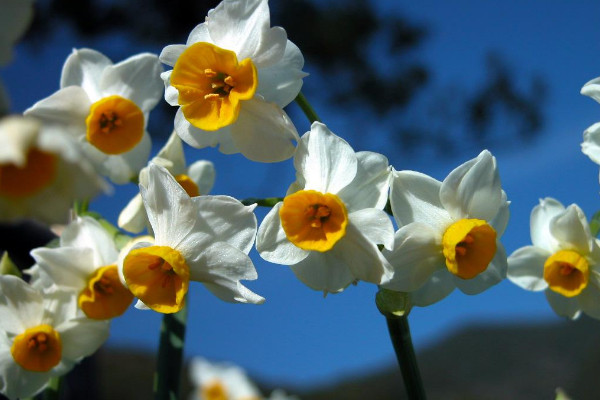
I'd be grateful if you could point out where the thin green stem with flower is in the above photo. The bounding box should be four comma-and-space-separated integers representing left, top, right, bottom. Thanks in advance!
295, 91, 321, 123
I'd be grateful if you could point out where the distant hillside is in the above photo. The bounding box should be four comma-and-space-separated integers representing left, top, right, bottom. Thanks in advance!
53, 317, 600, 400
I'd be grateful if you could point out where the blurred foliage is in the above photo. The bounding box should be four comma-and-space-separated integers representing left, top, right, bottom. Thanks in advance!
24, 0, 546, 159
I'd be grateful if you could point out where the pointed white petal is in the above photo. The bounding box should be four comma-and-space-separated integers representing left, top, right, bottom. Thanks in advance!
290, 252, 355, 294
174, 108, 237, 153
256, 203, 309, 265
188, 160, 215, 195
410, 269, 455, 307
489, 191, 510, 237
453, 242, 507, 295
229, 98, 298, 162
118, 193, 148, 234
348, 208, 394, 250
57, 318, 109, 361
507, 245, 550, 291
578, 284, 600, 319
60, 48, 112, 100
159, 44, 187, 67
60, 216, 119, 265
382, 223, 444, 292
545, 290, 581, 319
338, 152, 390, 212
549, 204, 594, 255
99, 53, 163, 113
0, 276, 43, 334
582, 122, 600, 165
530, 197, 565, 250
154, 131, 186, 174
440, 150, 504, 222
30, 247, 93, 291
390, 169, 452, 231
95, 131, 151, 184
160, 70, 179, 106
294, 122, 356, 193
186, 23, 212, 46
581, 76, 600, 104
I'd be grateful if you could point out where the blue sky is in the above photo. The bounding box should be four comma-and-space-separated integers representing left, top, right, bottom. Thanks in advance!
3, 0, 600, 390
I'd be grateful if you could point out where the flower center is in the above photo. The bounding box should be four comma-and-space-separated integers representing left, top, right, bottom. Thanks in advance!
442, 218, 497, 279
544, 249, 589, 297
279, 190, 348, 252
86, 95, 144, 155
123, 246, 190, 313
171, 42, 257, 131
78, 265, 134, 320
11, 324, 62, 372
202, 381, 228, 400
0, 148, 58, 198
175, 173, 200, 197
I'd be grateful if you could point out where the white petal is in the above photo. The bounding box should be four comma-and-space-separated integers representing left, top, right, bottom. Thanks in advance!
507, 245, 550, 291
0, 116, 40, 165
452, 242, 507, 295
410, 269, 455, 307
578, 284, 600, 319
581, 76, 600, 104
581, 122, 600, 165
294, 122, 356, 193
549, 204, 594, 255
141, 163, 197, 248
174, 108, 237, 153
60, 48, 112, 100
118, 193, 148, 234
154, 131, 186, 174
188, 160, 215, 195
189, 242, 264, 304
99, 53, 163, 113
159, 44, 187, 67
24, 86, 90, 138
60, 216, 119, 265
338, 152, 390, 212
440, 150, 504, 221
186, 23, 212, 46
330, 221, 393, 285
186, 195, 257, 254
389, 169, 451, 231
348, 208, 394, 250
0, 276, 43, 334
545, 290, 581, 320
229, 98, 298, 162
206, 0, 286, 67
530, 197, 565, 250
489, 191, 510, 237
30, 247, 93, 291
256, 39, 306, 107
160, 70, 179, 106
256, 203, 309, 265
57, 318, 109, 362
381, 223, 444, 292
290, 252, 355, 294
95, 131, 152, 184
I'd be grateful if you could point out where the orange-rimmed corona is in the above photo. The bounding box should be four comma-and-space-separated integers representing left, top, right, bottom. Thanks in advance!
11, 324, 62, 372
78, 265, 134, 320
544, 249, 589, 297
0, 148, 58, 198
175, 174, 200, 197
279, 190, 348, 252
442, 218, 497, 279
170, 42, 257, 131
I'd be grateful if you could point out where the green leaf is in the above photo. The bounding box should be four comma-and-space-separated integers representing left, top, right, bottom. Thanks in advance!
590, 210, 600, 237
0, 251, 21, 278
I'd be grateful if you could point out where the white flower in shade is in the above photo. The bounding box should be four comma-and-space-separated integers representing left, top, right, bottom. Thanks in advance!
189, 357, 261, 400
382, 150, 510, 306
160, 0, 306, 162
256, 122, 394, 294
25, 48, 163, 184
119, 163, 263, 313
508, 198, 600, 320
0, 0, 34, 66
0, 115, 105, 225
118, 131, 216, 233
29, 216, 134, 320
0, 275, 109, 400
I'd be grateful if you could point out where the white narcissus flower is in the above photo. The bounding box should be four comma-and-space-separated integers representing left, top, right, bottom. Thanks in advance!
256, 122, 394, 294
118, 131, 216, 233
0, 115, 106, 225
507, 198, 600, 320
29, 216, 134, 320
581, 77, 600, 165
160, 0, 306, 162
25, 48, 164, 184
382, 150, 510, 306
119, 163, 263, 314
0, 0, 34, 66
0, 275, 109, 400
189, 357, 261, 400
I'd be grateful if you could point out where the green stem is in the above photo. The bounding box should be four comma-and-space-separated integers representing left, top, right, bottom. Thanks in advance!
294, 92, 321, 123
386, 315, 427, 400
41, 376, 63, 400
73, 199, 89, 215
240, 197, 283, 207
154, 302, 188, 400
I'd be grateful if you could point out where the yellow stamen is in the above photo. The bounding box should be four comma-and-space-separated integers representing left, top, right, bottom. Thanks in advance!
442, 218, 497, 279
11, 324, 62, 372
0, 148, 58, 198
171, 42, 257, 131
86, 95, 144, 155
544, 250, 589, 297
123, 246, 190, 313
174, 174, 200, 197
78, 265, 134, 320
279, 190, 348, 252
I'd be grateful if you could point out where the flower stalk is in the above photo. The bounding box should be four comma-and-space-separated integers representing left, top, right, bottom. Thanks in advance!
295, 92, 321, 123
